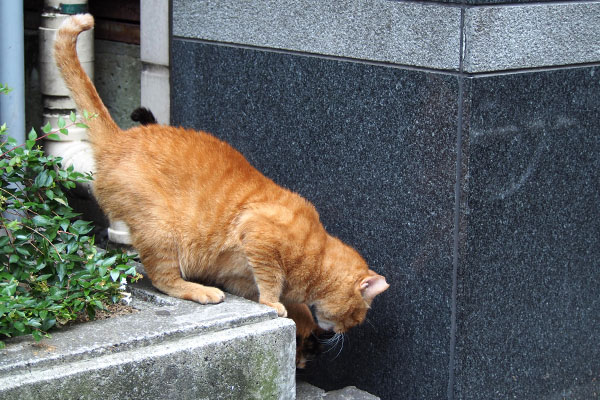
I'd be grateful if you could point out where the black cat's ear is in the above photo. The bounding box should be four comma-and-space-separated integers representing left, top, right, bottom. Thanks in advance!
131, 107, 157, 125
359, 273, 389, 302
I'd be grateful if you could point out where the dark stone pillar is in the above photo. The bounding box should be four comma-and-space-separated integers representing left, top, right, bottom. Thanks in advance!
170, 1, 600, 398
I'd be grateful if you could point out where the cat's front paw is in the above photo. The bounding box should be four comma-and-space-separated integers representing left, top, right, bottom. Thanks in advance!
263, 301, 288, 317
193, 287, 225, 304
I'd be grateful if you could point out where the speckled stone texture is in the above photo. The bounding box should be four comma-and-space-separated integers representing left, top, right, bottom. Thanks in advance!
414, 0, 567, 4
171, 38, 600, 399
172, 0, 462, 71
463, 3, 600, 72
455, 67, 600, 400
171, 40, 459, 400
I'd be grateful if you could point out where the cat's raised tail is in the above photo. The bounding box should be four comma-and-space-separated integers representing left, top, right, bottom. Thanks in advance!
54, 14, 119, 140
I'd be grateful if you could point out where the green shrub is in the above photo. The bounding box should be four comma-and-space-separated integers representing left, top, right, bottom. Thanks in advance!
0, 83, 139, 348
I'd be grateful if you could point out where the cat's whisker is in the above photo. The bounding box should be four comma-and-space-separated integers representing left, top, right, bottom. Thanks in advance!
321, 332, 347, 358
365, 317, 377, 332
322, 335, 339, 347
320, 334, 338, 352
317, 333, 338, 345
333, 334, 345, 359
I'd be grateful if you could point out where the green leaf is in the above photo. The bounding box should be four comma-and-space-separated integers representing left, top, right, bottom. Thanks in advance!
101, 255, 117, 268
13, 321, 25, 332
57, 116, 66, 129
27, 319, 42, 328
70, 220, 92, 235
5, 136, 17, 146
34, 170, 53, 187
15, 247, 31, 257
32, 330, 42, 341
6, 220, 19, 231
47, 133, 60, 141
32, 215, 51, 227
75, 123, 89, 129
9, 254, 19, 264
59, 128, 68, 135
26, 139, 36, 150
28, 128, 37, 141
56, 264, 66, 282
66, 242, 79, 254
60, 221, 69, 232
86, 306, 96, 320
110, 270, 120, 282
42, 122, 52, 134
69, 111, 76, 122
42, 319, 56, 331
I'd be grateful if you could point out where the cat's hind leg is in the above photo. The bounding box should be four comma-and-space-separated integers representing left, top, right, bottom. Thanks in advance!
141, 251, 225, 304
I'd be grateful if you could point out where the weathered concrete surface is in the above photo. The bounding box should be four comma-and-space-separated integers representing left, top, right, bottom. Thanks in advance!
322, 386, 381, 400
0, 277, 296, 400
297, 381, 381, 400
297, 380, 327, 399
95, 39, 141, 130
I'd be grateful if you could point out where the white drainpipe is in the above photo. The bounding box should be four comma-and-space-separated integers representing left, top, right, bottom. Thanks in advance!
0, 0, 26, 145
40, 0, 132, 244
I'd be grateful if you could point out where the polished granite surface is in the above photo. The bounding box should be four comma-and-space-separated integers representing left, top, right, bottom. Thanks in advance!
171, 38, 600, 399
456, 66, 600, 400
172, 39, 459, 400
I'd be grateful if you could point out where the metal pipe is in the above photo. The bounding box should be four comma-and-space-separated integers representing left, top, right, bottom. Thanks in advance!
0, 0, 26, 144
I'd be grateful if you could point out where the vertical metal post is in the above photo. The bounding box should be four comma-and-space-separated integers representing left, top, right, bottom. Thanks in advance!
0, 0, 26, 144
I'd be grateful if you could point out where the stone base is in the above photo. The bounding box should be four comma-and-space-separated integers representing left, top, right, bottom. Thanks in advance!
0, 278, 296, 400
297, 381, 381, 400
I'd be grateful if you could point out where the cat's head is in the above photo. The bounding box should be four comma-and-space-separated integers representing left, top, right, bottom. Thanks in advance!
312, 238, 389, 333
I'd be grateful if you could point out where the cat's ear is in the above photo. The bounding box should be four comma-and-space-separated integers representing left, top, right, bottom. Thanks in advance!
359, 274, 389, 302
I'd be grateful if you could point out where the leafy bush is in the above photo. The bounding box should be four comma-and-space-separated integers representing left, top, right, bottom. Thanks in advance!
0, 83, 139, 348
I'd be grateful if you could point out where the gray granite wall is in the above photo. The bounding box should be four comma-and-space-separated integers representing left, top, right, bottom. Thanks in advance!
170, 1, 600, 399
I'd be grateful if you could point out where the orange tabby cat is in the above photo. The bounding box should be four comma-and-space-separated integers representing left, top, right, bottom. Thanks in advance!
54, 14, 388, 339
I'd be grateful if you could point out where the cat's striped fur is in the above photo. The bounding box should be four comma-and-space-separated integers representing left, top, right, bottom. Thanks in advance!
54, 14, 388, 348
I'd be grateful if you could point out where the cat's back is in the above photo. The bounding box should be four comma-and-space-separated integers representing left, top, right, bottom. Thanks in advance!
97, 124, 264, 185
93, 124, 280, 225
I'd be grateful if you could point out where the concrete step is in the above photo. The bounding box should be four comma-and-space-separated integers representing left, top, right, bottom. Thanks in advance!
297, 381, 380, 400
0, 277, 296, 400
